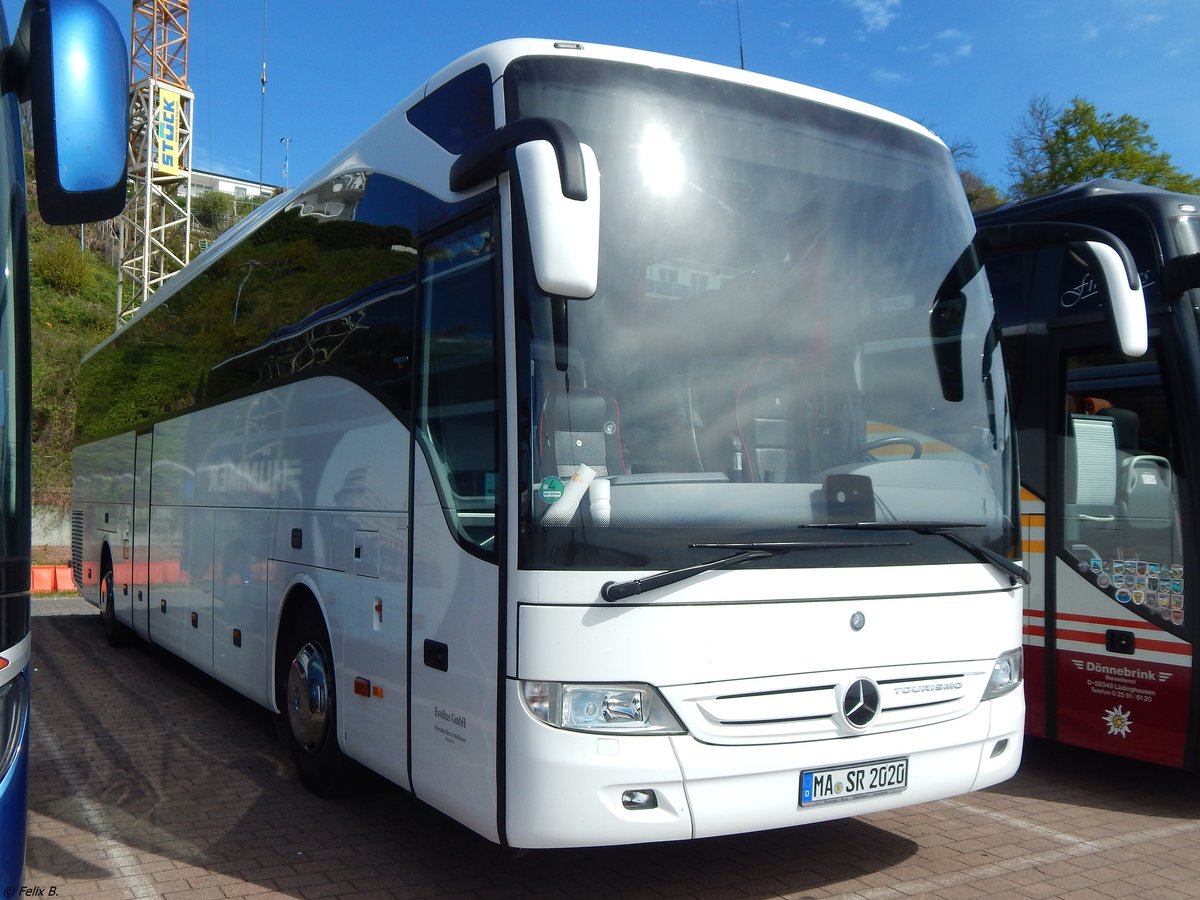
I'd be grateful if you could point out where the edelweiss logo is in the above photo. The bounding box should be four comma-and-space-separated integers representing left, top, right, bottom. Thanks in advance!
1103, 705, 1132, 737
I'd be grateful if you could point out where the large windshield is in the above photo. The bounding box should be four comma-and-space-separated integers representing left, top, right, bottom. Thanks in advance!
508, 57, 1015, 571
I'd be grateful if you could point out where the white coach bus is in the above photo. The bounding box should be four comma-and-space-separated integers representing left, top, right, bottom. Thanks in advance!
72, 39, 1054, 848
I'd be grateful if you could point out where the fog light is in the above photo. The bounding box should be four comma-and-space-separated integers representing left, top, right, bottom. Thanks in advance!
621, 789, 658, 810
990, 738, 1008, 758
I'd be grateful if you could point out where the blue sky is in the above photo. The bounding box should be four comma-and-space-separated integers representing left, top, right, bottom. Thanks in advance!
5, 0, 1198, 197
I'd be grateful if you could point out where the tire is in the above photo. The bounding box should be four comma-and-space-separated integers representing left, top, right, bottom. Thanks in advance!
278, 605, 345, 795
99, 555, 131, 647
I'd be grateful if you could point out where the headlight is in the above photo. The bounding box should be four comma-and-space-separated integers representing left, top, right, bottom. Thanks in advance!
982, 648, 1023, 700
521, 681, 685, 734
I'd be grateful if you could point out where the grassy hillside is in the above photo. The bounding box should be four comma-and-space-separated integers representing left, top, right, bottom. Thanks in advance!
25, 170, 257, 511
29, 229, 118, 508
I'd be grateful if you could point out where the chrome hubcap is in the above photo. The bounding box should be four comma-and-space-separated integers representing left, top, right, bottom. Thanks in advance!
287, 641, 330, 752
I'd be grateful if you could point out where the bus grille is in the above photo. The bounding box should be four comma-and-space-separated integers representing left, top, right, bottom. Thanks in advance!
661, 664, 991, 745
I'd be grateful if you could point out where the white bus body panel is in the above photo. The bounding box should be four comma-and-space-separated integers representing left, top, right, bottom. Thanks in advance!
73, 431, 136, 615
74, 377, 413, 784
517, 565, 1017, 682
507, 568, 1022, 847
506, 683, 1022, 848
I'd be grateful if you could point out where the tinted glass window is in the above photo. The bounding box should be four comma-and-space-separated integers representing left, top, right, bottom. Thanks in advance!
76, 173, 443, 443
1061, 348, 1186, 640
418, 215, 499, 554
407, 64, 495, 155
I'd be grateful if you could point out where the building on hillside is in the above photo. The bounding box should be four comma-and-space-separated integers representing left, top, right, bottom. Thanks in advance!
187, 169, 281, 202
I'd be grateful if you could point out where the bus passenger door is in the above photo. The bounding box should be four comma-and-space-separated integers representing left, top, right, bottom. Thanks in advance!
1047, 342, 1193, 766
408, 216, 502, 843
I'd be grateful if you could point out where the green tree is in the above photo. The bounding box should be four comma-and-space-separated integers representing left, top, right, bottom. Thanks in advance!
946, 137, 1003, 211
959, 169, 1003, 211
192, 189, 234, 229
1007, 95, 1200, 199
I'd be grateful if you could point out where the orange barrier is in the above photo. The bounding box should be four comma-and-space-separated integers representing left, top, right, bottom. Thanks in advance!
31, 565, 57, 593
30, 565, 75, 593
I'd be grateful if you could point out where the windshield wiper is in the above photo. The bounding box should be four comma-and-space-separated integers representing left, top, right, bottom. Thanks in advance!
803, 522, 1030, 585
599, 539, 910, 603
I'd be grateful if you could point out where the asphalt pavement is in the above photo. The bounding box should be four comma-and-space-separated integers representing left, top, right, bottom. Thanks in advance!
19, 595, 1200, 899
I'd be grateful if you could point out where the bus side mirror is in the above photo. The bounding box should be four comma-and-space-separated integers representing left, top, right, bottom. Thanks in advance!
1073, 240, 1147, 357
9, 0, 129, 224
450, 116, 600, 299
976, 221, 1148, 358
514, 140, 599, 299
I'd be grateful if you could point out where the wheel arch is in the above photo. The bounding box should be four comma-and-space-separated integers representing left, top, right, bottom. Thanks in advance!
98, 540, 114, 604
271, 577, 330, 714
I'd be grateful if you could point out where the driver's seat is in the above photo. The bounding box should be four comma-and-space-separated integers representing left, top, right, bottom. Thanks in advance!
539, 385, 625, 479
735, 357, 814, 482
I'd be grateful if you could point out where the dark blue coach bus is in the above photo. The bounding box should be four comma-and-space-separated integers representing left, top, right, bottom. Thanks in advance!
0, 0, 126, 887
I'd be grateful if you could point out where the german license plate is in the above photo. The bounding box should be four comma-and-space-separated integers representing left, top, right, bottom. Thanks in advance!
800, 757, 908, 806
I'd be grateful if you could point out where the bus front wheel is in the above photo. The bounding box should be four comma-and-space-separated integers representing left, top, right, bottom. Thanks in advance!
279, 608, 345, 795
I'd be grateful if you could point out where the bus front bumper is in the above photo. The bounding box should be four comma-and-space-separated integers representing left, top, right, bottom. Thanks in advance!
504, 680, 1023, 848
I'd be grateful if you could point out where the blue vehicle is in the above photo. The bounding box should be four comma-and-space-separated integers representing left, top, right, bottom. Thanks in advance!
0, 0, 126, 887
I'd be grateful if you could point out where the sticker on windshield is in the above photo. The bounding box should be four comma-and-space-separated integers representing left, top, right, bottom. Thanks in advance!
540, 476, 565, 503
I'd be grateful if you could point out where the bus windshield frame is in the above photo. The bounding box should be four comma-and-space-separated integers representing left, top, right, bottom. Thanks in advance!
507, 57, 1017, 573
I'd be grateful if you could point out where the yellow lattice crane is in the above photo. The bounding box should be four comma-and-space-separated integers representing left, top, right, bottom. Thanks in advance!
118, 0, 194, 322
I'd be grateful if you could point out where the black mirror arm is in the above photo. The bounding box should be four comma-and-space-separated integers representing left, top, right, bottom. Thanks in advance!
449, 117, 588, 200
976, 222, 1140, 292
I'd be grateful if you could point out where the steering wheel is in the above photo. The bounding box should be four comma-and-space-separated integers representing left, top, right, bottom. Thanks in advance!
853, 436, 922, 461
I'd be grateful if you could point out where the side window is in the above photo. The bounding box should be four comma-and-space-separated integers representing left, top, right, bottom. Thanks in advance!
77, 171, 422, 443
407, 64, 495, 154
985, 249, 1035, 331
418, 215, 500, 554
1060, 348, 1186, 637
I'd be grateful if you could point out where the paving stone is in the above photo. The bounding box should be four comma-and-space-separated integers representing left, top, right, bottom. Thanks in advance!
22, 609, 1200, 899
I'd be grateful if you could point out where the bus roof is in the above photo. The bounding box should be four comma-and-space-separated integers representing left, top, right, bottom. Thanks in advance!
90, 38, 948, 361
978, 177, 1200, 221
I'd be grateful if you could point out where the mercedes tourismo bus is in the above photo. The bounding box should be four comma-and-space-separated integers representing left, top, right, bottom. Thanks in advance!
69, 39, 1132, 848
978, 178, 1200, 768
0, 0, 127, 886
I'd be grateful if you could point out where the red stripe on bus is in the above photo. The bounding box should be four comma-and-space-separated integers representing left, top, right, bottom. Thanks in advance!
1058, 611, 1182, 632
1056, 627, 1190, 656
1025, 607, 1186, 637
